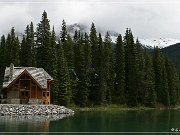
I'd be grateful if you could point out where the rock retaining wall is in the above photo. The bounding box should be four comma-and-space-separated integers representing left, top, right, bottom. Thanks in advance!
0, 104, 74, 116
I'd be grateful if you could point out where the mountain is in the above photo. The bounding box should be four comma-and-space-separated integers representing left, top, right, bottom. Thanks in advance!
139, 38, 180, 49
100, 34, 180, 50
112, 37, 180, 49
162, 43, 180, 68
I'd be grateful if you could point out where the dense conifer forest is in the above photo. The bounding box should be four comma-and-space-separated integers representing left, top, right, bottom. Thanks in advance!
0, 11, 180, 107
162, 43, 180, 68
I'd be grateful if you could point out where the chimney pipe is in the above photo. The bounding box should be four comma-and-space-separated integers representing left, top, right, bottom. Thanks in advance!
9, 63, 14, 81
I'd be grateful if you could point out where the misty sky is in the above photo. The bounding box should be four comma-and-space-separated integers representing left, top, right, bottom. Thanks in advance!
0, 0, 180, 39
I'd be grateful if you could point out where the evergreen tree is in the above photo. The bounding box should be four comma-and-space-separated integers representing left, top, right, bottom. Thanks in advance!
58, 22, 74, 105
90, 23, 99, 71
36, 11, 51, 73
60, 21, 75, 104
114, 34, 125, 104
136, 39, 146, 104
29, 22, 36, 66
165, 58, 177, 105
49, 26, 57, 77
49, 26, 58, 104
153, 47, 163, 104
0, 35, 6, 66
74, 33, 89, 106
60, 19, 68, 43
83, 33, 92, 104
177, 70, 180, 103
89, 23, 99, 104
161, 60, 169, 106
84, 33, 92, 76
72, 30, 79, 103
0, 35, 6, 89
144, 53, 156, 107
66, 34, 74, 69
60, 20, 69, 64
124, 28, 138, 106
103, 32, 114, 103
20, 35, 27, 66
153, 47, 169, 105
97, 33, 107, 105
56, 44, 71, 106
20, 25, 33, 66
6, 27, 20, 66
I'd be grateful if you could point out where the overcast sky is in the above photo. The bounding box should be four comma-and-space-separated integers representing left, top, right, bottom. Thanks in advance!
0, 0, 180, 39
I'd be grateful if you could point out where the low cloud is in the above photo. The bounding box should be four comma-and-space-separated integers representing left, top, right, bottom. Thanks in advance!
0, 0, 180, 39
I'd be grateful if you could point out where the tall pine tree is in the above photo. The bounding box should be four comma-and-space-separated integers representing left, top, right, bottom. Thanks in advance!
89, 23, 99, 104
153, 47, 169, 106
144, 53, 156, 107
97, 33, 107, 105
56, 44, 71, 106
0, 35, 6, 90
20, 25, 33, 66
36, 11, 51, 73
6, 27, 20, 66
103, 32, 114, 103
114, 34, 125, 104
124, 29, 138, 106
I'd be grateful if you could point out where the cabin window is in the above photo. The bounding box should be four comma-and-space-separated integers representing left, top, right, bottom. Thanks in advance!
47, 92, 49, 97
43, 92, 46, 97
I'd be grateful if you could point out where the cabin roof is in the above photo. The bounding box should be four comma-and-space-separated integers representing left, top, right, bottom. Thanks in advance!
3, 67, 53, 89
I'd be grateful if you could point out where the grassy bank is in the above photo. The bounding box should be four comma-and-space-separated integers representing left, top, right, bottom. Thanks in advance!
70, 104, 155, 112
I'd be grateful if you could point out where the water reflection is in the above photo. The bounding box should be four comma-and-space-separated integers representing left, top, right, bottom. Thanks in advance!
49, 110, 180, 133
0, 114, 74, 132
1, 110, 180, 133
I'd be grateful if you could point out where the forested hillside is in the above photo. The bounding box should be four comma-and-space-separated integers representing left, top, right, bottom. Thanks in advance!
162, 43, 180, 68
0, 11, 179, 107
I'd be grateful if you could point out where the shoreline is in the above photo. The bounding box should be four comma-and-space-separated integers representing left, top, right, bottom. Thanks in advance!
70, 104, 180, 112
0, 104, 74, 116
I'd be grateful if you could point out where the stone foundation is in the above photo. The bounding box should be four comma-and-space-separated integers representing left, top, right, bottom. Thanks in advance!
7, 99, 20, 104
28, 99, 42, 104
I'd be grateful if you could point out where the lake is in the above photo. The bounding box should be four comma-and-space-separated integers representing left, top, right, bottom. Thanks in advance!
0, 110, 180, 134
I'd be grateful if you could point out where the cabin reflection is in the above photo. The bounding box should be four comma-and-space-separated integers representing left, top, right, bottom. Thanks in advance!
0, 114, 73, 132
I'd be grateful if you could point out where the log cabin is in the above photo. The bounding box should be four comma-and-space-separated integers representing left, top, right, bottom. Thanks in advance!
1, 63, 53, 105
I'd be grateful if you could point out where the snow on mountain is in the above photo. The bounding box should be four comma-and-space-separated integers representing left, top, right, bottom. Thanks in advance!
111, 36, 180, 49
138, 38, 180, 49
111, 35, 118, 43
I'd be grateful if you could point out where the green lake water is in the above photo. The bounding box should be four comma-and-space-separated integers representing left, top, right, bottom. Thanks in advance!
0, 110, 180, 134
